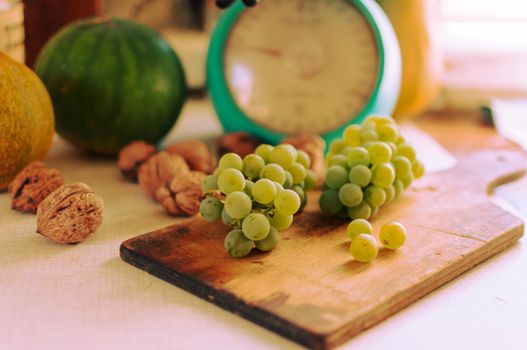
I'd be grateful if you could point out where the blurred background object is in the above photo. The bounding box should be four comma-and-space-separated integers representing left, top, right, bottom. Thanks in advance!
0, 0, 24, 62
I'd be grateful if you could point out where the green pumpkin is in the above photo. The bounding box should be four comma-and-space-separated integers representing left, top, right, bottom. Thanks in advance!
35, 17, 186, 155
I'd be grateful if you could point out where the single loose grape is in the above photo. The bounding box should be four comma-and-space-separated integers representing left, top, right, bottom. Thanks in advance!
242, 154, 265, 180
319, 189, 343, 214
222, 209, 237, 226
274, 189, 301, 216
244, 179, 254, 198
338, 183, 363, 208
199, 196, 223, 222
296, 150, 311, 169
202, 175, 219, 192
348, 165, 372, 188
269, 213, 293, 231
384, 184, 396, 204
347, 201, 372, 220
371, 163, 395, 188
284, 171, 293, 188
343, 124, 361, 147
329, 139, 347, 154
412, 160, 425, 179
378, 123, 399, 142
325, 165, 349, 190
255, 227, 280, 251
218, 168, 246, 194
347, 147, 370, 168
224, 229, 253, 258
219, 152, 243, 170
392, 155, 412, 179
328, 154, 349, 169
269, 145, 296, 169
252, 178, 277, 204
260, 163, 286, 185
346, 219, 373, 240
379, 221, 407, 249
396, 143, 416, 162
367, 142, 392, 164
304, 170, 317, 191
364, 185, 386, 208
242, 213, 271, 241
288, 162, 307, 185
224, 191, 252, 219
255, 144, 274, 163
350, 233, 379, 262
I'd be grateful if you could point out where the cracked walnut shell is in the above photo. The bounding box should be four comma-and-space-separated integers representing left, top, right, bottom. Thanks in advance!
8, 162, 64, 213
165, 140, 216, 174
36, 182, 104, 244
137, 152, 189, 199
155, 171, 206, 216
117, 140, 157, 181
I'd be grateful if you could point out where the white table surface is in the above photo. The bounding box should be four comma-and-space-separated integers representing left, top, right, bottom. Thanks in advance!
1, 100, 526, 350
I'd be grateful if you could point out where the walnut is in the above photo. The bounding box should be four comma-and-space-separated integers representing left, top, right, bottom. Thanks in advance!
218, 132, 262, 158
282, 133, 326, 187
8, 162, 64, 213
155, 171, 206, 216
36, 182, 104, 244
117, 140, 157, 181
137, 152, 189, 199
165, 140, 216, 174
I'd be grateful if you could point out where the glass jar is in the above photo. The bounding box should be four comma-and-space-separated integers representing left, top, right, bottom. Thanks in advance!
0, 0, 24, 63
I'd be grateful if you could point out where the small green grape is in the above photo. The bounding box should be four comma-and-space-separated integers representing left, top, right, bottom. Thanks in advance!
218, 168, 246, 194
371, 163, 395, 188
348, 165, 372, 188
213, 167, 223, 176
329, 139, 347, 154
242, 154, 265, 180
396, 143, 416, 162
219, 152, 243, 171
202, 175, 219, 192
274, 181, 284, 193
269, 213, 293, 231
338, 183, 363, 208
364, 186, 386, 208
392, 155, 412, 179
379, 221, 407, 249
412, 160, 425, 179
347, 201, 372, 220
360, 129, 379, 143
401, 173, 414, 189
367, 142, 392, 164
384, 184, 396, 204
387, 142, 398, 155
325, 165, 349, 190
288, 162, 307, 184
328, 154, 349, 169
346, 147, 370, 168
343, 124, 361, 147
350, 233, 379, 262
393, 179, 404, 198
244, 179, 254, 198
284, 171, 293, 188
252, 178, 277, 204
274, 189, 301, 216
319, 189, 343, 215
304, 170, 317, 191
242, 213, 271, 241
364, 114, 395, 127
292, 185, 307, 211
260, 163, 286, 185
222, 209, 237, 226
224, 191, 252, 219
199, 196, 223, 222
269, 144, 296, 169
255, 227, 280, 252
255, 144, 274, 163
296, 150, 311, 169
370, 205, 379, 218
224, 229, 253, 258
346, 219, 373, 240
378, 123, 399, 142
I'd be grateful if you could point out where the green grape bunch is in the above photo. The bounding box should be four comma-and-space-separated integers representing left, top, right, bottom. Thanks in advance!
320, 115, 425, 220
200, 144, 317, 258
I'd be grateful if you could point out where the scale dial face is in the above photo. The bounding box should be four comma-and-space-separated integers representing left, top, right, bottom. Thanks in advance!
224, 0, 380, 134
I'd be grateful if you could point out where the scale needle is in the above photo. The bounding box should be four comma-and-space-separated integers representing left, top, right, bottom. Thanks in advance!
233, 44, 283, 58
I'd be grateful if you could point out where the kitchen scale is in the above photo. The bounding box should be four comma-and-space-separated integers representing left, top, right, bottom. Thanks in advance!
207, 0, 401, 145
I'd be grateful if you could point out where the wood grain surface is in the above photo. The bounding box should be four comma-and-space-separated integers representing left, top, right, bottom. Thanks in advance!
120, 149, 525, 349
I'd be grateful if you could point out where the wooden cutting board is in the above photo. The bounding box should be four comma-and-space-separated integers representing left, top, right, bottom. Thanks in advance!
120, 150, 525, 349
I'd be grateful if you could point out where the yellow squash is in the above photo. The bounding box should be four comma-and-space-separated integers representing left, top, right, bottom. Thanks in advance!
0, 53, 55, 190
378, 0, 442, 118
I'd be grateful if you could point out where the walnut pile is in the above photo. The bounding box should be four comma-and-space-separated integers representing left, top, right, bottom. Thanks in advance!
165, 140, 216, 174
218, 132, 262, 158
155, 171, 206, 216
36, 182, 104, 244
117, 140, 157, 181
8, 162, 64, 213
282, 133, 326, 186
137, 151, 189, 199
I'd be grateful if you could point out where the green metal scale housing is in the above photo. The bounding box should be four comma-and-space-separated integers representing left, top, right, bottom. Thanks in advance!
207, 0, 401, 145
